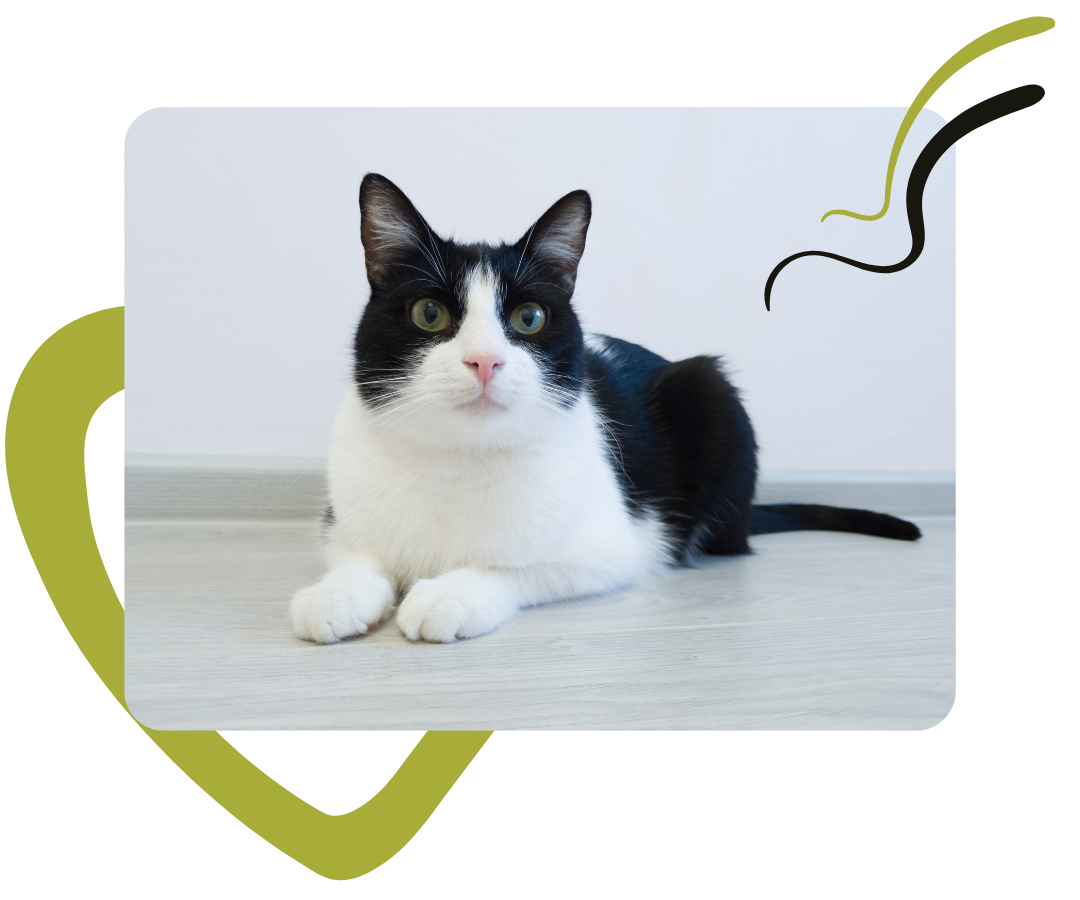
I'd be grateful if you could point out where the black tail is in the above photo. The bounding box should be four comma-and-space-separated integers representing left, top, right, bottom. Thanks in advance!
749, 503, 921, 541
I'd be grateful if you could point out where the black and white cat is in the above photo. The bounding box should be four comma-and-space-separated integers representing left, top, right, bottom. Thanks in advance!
290, 174, 919, 644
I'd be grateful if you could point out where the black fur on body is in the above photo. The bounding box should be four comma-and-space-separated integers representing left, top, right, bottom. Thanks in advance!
581, 335, 919, 562
349, 173, 921, 566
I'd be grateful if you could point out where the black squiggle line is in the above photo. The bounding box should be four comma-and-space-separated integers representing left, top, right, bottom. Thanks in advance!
764, 85, 1045, 311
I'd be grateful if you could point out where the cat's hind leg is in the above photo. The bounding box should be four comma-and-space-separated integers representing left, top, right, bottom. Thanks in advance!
643, 355, 758, 558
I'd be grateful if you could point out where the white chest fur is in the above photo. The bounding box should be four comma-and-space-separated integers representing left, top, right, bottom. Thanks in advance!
324, 386, 670, 594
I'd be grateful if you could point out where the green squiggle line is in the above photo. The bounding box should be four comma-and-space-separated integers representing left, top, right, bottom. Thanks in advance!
821, 16, 1054, 223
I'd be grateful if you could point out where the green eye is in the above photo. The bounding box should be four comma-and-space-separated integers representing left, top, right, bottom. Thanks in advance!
410, 299, 452, 333
510, 302, 546, 335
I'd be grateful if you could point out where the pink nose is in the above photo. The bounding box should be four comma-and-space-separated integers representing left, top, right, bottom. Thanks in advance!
464, 353, 504, 386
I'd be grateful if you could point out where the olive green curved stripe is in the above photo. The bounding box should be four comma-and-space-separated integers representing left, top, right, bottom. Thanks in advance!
142, 727, 490, 880
821, 15, 1055, 223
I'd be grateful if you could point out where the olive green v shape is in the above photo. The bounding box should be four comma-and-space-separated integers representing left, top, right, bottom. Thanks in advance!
821, 16, 1054, 222
146, 730, 490, 877
0, 306, 490, 877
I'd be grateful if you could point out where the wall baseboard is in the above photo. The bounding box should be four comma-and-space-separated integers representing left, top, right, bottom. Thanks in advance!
752, 471, 955, 517
126, 454, 328, 521
125, 454, 955, 520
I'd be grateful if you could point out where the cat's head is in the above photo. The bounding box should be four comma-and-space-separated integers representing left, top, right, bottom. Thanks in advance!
353, 173, 591, 450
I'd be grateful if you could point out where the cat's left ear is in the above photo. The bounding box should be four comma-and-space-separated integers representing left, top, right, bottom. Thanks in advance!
359, 173, 440, 290
514, 190, 592, 294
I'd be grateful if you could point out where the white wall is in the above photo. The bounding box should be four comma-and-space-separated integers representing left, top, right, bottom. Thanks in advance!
125, 108, 954, 471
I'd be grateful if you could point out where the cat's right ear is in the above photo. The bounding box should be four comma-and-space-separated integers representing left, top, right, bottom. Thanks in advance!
359, 174, 438, 289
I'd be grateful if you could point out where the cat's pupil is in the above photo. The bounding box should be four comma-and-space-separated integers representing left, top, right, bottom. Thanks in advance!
521, 308, 536, 328
423, 303, 439, 325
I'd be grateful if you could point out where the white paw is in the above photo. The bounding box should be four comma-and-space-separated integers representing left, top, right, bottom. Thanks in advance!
396, 569, 515, 643
290, 562, 395, 644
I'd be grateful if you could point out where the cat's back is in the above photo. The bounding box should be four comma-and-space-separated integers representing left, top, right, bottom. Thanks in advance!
583, 334, 669, 406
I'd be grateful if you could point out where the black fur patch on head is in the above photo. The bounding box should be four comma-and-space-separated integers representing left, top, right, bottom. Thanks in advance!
491, 256, 586, 407
353, 174, 590, 408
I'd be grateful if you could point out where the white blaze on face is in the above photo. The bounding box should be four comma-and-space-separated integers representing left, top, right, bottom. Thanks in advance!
456, 264, 506, 365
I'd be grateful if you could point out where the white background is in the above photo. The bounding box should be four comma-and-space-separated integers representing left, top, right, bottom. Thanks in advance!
125, 107, 954, 471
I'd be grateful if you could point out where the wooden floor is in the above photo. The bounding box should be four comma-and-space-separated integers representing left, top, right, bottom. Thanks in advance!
125, 515, 954, 730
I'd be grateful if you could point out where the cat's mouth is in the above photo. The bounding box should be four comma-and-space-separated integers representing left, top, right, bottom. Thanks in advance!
455, 394, 508, 414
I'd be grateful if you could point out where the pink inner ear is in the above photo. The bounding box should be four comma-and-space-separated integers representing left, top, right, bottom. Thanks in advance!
464, 353, 504, 386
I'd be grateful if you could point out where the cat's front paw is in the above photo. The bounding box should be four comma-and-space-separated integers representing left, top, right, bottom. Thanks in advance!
396, 569, 515, 643
290, 562, 395, 644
